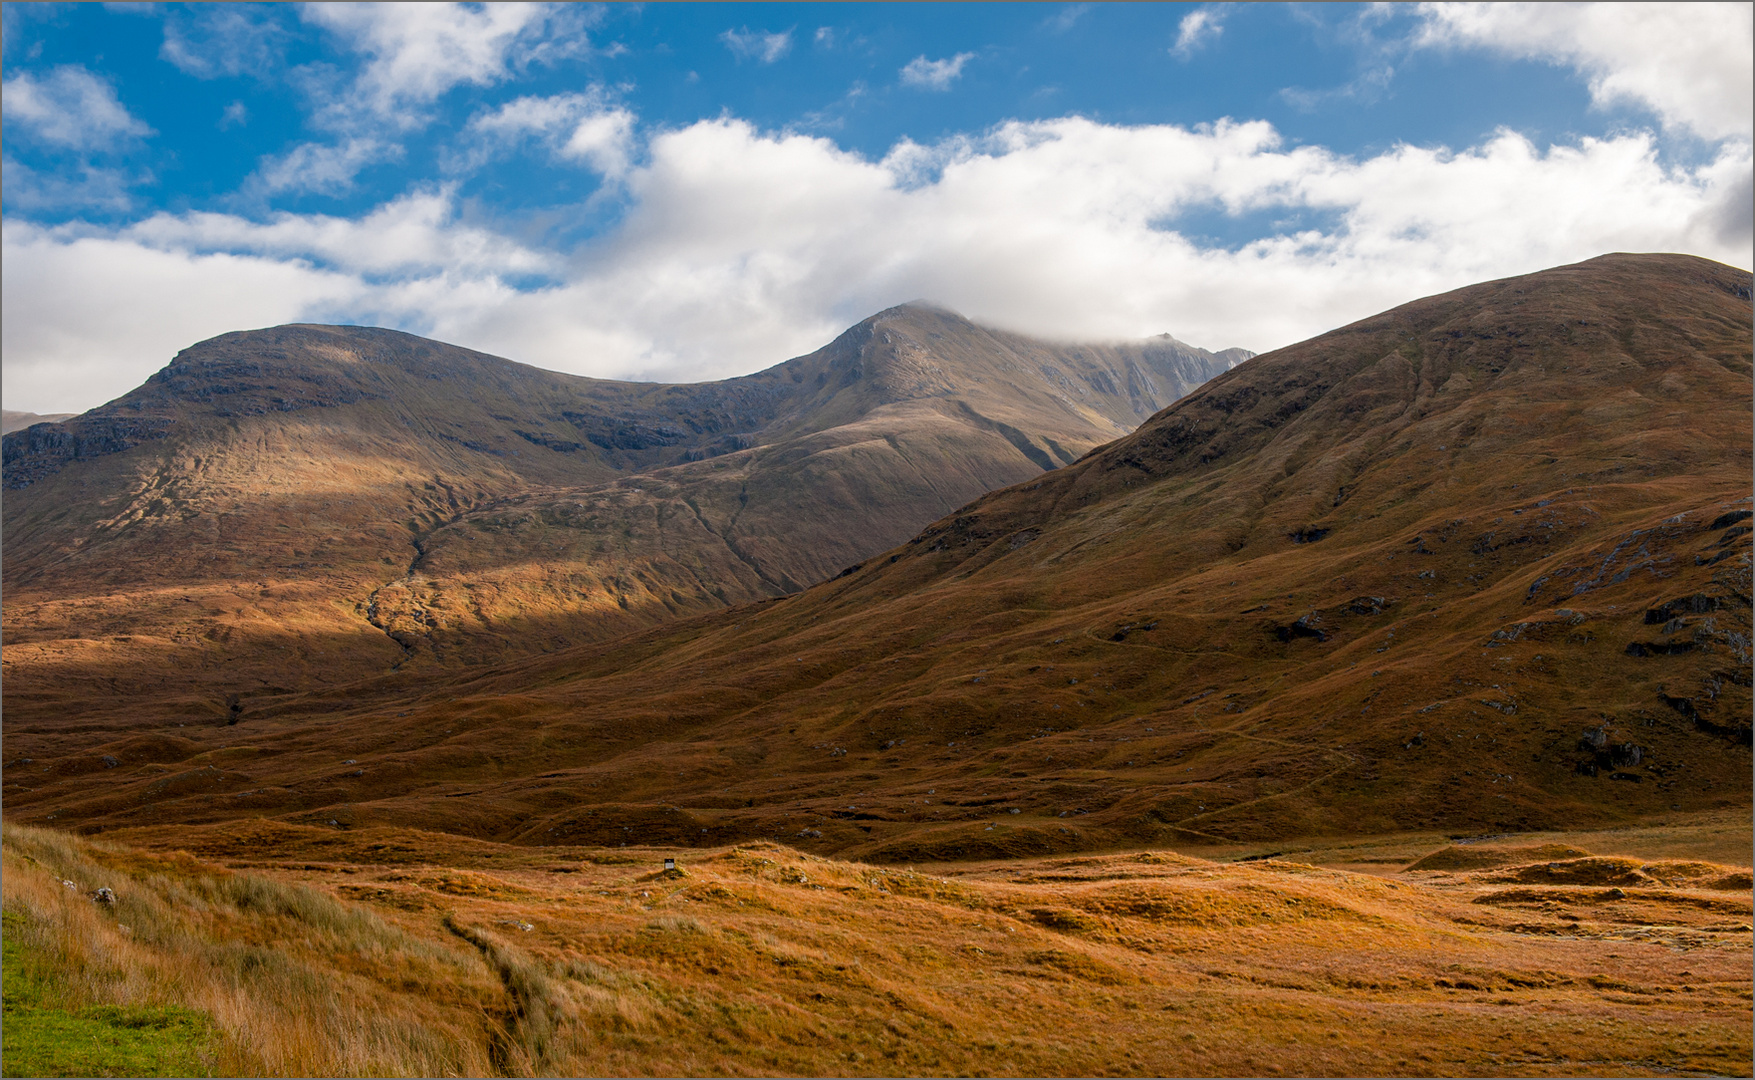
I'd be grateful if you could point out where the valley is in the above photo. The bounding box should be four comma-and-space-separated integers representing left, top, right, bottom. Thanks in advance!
3, 254, 1747, 853
2, 252, 1749, 1077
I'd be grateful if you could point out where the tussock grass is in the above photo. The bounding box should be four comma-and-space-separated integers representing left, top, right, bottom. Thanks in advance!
2, 823, 497, 1077
4, 822, 1751, 1076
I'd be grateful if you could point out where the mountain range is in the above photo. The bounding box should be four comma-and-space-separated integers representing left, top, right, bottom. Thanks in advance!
2, 305, 1240, 698
2, 253, 1748, 858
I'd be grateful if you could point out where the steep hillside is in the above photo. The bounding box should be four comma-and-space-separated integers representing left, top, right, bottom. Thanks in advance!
5, 253, 1748, 852
1, 306, 1236, 699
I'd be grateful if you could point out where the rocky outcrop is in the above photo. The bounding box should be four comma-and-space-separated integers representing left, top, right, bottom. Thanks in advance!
2, 414, 175, 489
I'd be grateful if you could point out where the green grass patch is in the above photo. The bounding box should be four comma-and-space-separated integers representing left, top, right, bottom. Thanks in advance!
2, 911, 216, 1078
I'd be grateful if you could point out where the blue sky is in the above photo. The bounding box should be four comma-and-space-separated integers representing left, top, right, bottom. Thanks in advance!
3, 2, 1751, 413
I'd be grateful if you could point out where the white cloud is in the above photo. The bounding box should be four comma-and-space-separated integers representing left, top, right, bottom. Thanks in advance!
1, 219, 356, 414
303, 2, 591, 125
6, 116, 1750, 414
1415, 2, 1754, 141
900, 53, 975, 91
250, 137, 397, 197
720, 27, 792, 64
116, 189, 559, 278
1278, 63, 1395, 112
1, 66, 154, 151
1172, 6, 1226, 60
0, 157, 140, 212
160, 7, 287, 80
1044, 5, 1092, 34
461, 90, 636, 178
562, 109, 637, 177
566, 117, 1749, 363
243, 3, 594, 197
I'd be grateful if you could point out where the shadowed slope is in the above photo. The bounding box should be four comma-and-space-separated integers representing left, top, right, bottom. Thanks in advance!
4, 254, 1748, 852
2, 307, 1237, 694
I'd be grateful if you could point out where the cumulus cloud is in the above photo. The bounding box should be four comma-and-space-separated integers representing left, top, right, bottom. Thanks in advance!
460, 90, 637, 177
1, 219, 357, 413
720, 27, 793, 64
1, 66, 154, 151
1172, 6, 1226, 60
116, 188, 559, 278
899, 53, 975, 91
8, 114, 1750, 414
1414, 2, 1754, 141
561, 118, 1750, 363
304, 2, 592, 125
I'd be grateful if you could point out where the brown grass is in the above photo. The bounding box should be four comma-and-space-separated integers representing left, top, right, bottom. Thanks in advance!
2, 823, 499, 1076
1406, 845, 1594, 872
5, 821, 1750, 1077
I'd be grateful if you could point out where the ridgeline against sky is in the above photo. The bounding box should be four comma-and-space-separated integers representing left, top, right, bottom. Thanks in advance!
3, 2, 1752, 414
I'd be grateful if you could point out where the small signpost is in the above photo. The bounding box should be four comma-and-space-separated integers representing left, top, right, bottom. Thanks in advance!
663, 858, 676, 871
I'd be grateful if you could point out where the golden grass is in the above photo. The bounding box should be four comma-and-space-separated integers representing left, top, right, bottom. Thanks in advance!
1406, 845, 1594, 872
1, 824, 499, 1076
5, 821, 1749, 1077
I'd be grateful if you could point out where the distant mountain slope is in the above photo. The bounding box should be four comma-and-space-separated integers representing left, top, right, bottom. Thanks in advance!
0, 410, 75, 435
0, 304, 1238, 697
361, 308, 1243, 667
7, 253, 1743, 854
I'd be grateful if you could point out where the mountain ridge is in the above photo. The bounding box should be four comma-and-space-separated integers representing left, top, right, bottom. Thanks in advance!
1, 303, 1241, 696
3, 303, 1246, 493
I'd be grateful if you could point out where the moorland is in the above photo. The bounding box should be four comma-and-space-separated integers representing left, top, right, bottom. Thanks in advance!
2, 252, 1750, 1077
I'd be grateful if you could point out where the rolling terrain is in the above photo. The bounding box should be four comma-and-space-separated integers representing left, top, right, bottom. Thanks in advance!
3, 818, 1749, 1076
3, 253, 1748, 852
1, 306, 1239, 695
